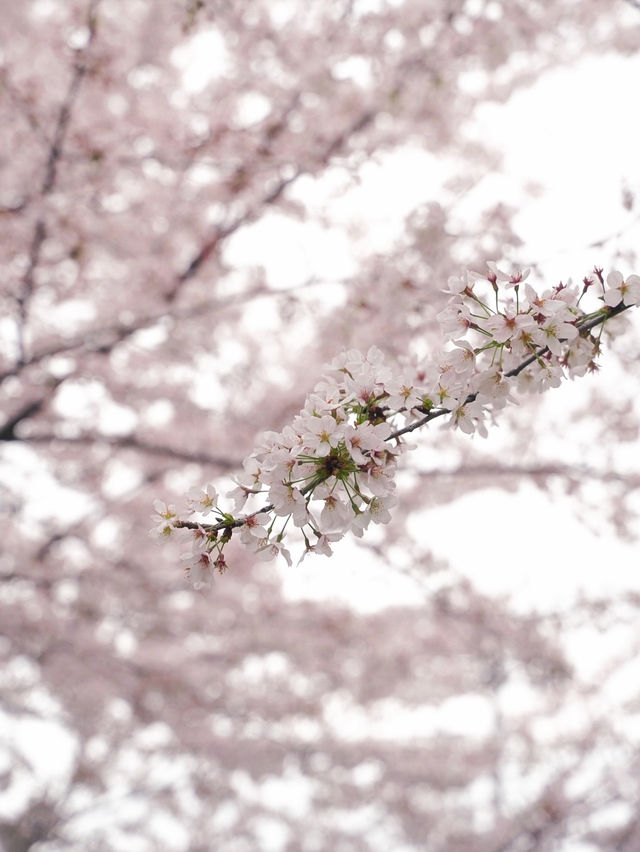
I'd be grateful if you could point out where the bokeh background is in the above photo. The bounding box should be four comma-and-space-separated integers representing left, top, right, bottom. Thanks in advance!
2, 1, 640, 849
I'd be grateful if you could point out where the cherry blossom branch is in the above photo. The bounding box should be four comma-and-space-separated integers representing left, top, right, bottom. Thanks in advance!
153, 263, 640, 585
167, 301, 631, 530
389, 300, 631, 441
174, 457, 640, 533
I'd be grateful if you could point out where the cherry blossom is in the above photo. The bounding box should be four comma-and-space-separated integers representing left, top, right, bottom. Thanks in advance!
149, 499, 177, 538
180, 544, 212, 590
186, 482, 218, 514
160, 264, 639, 574
603, 270, 640, 307
238, 511, 271, 545
269, 481, 310, 527
301, 413, 344, 455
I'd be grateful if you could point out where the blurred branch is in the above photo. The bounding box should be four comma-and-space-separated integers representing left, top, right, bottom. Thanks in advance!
0, 69, 49, 152
0, 801, 59, 852
586, 211, 640, 249
14, 0, 100, 366
0, 199, 28, 215
0, 397, 49, 442
169, 170, 300, 292
0, 379, 64, 440
167, 109, 375, 299
0, 278, 321, 384
19, 432, 239, 468
414, 462, 640, 487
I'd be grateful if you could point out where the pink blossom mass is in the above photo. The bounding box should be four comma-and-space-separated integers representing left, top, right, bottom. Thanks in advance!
1, 1, 640, 850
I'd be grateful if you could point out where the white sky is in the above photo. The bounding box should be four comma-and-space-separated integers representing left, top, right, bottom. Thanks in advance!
469, 52, 640, 278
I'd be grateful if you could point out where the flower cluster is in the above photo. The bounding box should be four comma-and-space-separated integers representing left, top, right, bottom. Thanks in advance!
160, 347, 408, 585
431, 265, 637, 428
153, 264, 639, 586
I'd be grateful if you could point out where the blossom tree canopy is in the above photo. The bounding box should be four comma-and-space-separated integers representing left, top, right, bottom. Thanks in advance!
1, 1, 640, 850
